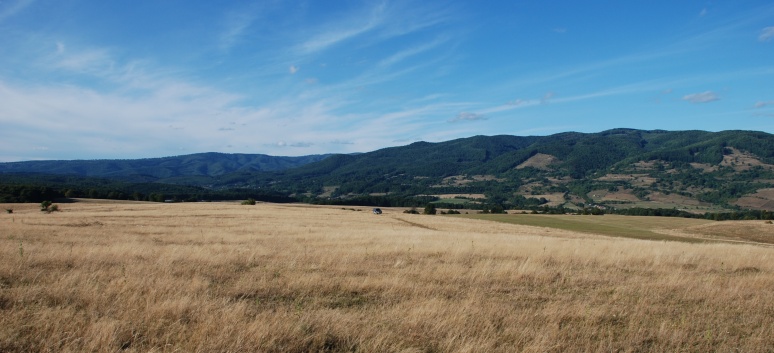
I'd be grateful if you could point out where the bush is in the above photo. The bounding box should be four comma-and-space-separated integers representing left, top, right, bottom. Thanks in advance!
40, 201, 59, 213
5, 209, 11, 214
404, 207, 420, 214
423, 204, 437, 215
241, 198, 256, 205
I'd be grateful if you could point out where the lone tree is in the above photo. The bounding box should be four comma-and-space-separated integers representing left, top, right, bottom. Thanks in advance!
423, 203, 437, 215
40, 201, 59, 213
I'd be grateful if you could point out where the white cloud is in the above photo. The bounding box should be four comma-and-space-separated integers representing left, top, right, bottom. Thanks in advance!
449, 112, 485, 123
699, 8, 708, 17
755, 101, 774, 108
760, 27, 774, 42
507, 99, 526, 106
54, 47, 114, 74
295, 13, 381, 55
0, 0, 34, 22
378, 37, 448, 68
682, 91, 720, 103
293, 1, 452, 56
289, 65, 299, 74
541, 91, 555, 104
217, 2, 275, 51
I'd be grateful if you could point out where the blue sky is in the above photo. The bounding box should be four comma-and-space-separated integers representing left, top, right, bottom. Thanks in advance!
1, 0, 773, 162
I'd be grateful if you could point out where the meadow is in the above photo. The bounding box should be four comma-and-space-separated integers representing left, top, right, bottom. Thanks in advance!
1, 200, 773, 352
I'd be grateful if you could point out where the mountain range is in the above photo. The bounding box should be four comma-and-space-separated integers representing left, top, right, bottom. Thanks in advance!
0, 153, 331, 182
3, 129, 774, 212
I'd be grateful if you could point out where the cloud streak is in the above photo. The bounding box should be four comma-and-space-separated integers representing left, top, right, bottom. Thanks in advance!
294, 4, 384, 55
760, 27, 774, 42
755, 101, 774, 109
682, 91, 720, 103
449, 112, 486, 123
219, 8, 259, 51
0, 0, 34, 22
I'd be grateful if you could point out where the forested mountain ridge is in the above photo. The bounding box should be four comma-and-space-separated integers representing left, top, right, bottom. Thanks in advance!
212, 129, 774, 211
0, 152, 331, 182
3, 129, 774, 212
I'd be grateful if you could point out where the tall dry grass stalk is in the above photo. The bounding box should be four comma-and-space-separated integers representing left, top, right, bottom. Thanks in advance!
1, 201, 773, 352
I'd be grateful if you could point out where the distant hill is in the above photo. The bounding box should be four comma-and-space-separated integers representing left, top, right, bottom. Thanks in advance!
0, 152, 331, 182
206, 129, 774, 211
3, 129, 774, 212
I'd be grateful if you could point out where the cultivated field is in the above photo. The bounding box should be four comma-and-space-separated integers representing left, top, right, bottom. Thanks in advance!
1, 201, 774, 352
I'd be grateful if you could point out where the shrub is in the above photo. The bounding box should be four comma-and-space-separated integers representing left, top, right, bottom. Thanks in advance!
5, 209, 12, 214
40, 201, 59, 213
241, 198, 256, 205
423, 204, 437, 215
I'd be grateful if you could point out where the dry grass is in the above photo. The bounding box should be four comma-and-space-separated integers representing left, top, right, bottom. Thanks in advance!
735, 188, 774, 211
515, 153, 559, 170
720, 147, 774, 171
2, 201, 774, 352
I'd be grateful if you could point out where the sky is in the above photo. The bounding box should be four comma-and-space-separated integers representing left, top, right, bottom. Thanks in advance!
1, 1, 773, 162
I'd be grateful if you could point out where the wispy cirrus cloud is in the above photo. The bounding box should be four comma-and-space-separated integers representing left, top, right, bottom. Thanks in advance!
293, 1, 453, 57
760, 27, 774, 42
294, 4, 385, 55
682, 91, 720, 103
219, 9, 260, 51
449, 112, 486, 123
755, 101, 774, 108
274, 141, 314, 148
0, 0, 34, 22
379, 37, 449, 68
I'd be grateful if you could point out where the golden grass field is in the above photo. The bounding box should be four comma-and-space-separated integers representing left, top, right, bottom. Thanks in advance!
2, 200, 774, 352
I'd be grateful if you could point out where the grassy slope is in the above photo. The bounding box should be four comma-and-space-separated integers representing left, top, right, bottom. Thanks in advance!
1, 201, 773, 352
458, 214, 713, 243
458, 213, 774, 245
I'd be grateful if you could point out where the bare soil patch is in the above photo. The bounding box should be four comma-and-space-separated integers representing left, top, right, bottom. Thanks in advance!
515, 153, 559, 170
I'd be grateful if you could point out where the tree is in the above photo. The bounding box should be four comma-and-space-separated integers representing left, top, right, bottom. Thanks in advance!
423, 203, 437, 215
40, 201, 58, 213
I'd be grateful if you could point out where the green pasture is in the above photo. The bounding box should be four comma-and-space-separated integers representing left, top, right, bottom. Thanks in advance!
457, 213, 713, 243
432, 198, 477, 205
